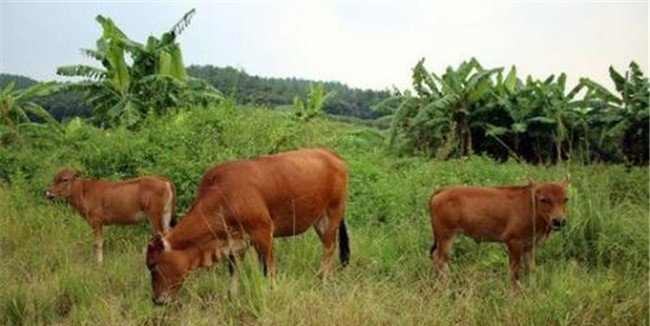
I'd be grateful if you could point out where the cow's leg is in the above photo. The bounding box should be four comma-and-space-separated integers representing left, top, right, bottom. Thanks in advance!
161, 186, 174, 233
250, 225, 276, 287
313, 219, 336, 281
523, 245, 536, 275
227, 250, 245, 299
148, 206, 166, 235
506, 240, 524, 287
432, 230, 453, 278
92, 224, 104, 263
315, 203, 345, 280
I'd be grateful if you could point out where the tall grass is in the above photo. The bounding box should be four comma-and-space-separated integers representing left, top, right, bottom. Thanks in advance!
0, 104, 647, 325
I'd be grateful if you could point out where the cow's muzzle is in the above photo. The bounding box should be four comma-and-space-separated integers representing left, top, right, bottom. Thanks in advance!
44, 189, 55, 200
152, 294, 171, 306
551, 218, 566, 230
152, 297, 165, 306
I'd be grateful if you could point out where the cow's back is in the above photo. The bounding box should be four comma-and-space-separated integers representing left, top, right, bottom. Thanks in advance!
431, 186, 532, 241
84, 177, 172, 224
78, 180, 140, 220
195, 149, 348, 237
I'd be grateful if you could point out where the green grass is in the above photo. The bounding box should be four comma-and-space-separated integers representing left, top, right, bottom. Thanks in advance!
0, 104, 647, 325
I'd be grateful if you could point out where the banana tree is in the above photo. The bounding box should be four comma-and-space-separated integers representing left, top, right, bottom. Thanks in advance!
293, 83, 335, 122
57, 9, 221, 128
481, 66, 529, 160
0, 82, 59, 126
530, 73, 585, 163
390, 58, 501, 157
579, 62, 649, 164
0, 81, 62, 144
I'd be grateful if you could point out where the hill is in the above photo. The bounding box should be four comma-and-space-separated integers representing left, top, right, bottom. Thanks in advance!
1, 67, 391, 122
0, 73, 39, 89
186, 65, 390, 119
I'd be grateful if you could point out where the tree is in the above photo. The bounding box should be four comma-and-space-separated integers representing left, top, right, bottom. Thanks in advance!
293, 83, 335, 122
0, 82, 61, 144
389, 58, 501, 158
579, 62, 649, 165
185, 65, 390, 119
57, 9, 222, 128
386, 58, 650, 165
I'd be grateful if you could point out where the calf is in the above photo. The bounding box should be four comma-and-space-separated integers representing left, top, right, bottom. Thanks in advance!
145, 148, 350, 304
45, 168, 175, 263
429, 177, 569, 285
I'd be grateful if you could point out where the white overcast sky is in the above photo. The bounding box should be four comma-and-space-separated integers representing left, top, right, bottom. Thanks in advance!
1, 1, 648, 91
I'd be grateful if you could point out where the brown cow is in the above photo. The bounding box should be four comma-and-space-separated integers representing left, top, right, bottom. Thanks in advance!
45, 168, 176, 263
429, 177, 569, 286
145, 148, 350, 304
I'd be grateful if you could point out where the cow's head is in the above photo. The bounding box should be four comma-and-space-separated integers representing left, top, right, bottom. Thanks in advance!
45, 168, 81, 201
146, 234, 191, 305
533, 176, 569, 231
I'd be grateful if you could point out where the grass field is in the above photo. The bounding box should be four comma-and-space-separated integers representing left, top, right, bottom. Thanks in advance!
1, 105, 647, 325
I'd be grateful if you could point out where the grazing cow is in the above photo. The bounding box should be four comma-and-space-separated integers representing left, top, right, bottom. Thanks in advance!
429, 177, 569, 286
145, 148, 350, 304
45, 168, 175, 263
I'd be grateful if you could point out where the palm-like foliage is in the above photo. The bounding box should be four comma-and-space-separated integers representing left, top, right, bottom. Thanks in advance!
0, 82, 61, 144
578, 62, 649, 164
0, 82, 59, 126
57, 9, 221, 128
293, 83, 335, 122
389, 58, 501, 157
388, 58, 648, 164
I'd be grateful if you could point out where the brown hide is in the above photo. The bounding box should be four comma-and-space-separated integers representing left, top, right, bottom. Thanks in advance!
46, 168, 175, 262
429, 178, 568, 285
146, 148, 349, 304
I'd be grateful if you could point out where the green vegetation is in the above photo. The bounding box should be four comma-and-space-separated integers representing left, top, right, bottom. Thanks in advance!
56, 9, 221, 128
186, 65, 390, 119
0, 74, 39, 90
0, 103, 647, 325
1, 9, 647, 325
0, 81, 61, 146
0, 74, 90, 122
383, 58, 649, 165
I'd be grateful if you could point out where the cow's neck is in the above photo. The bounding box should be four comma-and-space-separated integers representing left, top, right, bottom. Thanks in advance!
184, 241, 225, 271
534, 214, 552, 242
68, 180, 90, 217
165, 210, 225, 251
179, 246, 205, 271
529, 188, 552, 243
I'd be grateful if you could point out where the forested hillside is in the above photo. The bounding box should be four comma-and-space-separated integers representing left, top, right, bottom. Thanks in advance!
0, 67, 390, 122
186, 65, 390, 119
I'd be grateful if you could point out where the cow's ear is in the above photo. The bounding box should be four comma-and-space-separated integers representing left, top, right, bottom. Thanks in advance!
71, 169, 82, 179
154, 232, 172, 252
148, 234, 165, 253
527, 176, 537, 187
146, 234, 167, 266
561, 174, 570, 186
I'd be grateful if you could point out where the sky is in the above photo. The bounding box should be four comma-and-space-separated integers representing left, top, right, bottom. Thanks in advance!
1, 1, 648, 91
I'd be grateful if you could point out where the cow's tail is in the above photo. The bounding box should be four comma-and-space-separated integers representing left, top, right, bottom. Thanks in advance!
338, 219, 350, 267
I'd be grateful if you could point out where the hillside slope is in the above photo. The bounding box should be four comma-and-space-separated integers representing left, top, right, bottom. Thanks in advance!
1, 104, 647, 325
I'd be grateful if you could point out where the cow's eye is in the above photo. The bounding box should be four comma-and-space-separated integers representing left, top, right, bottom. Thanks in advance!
539, 197, 550, 204
147, 262, 156, 271
563, 198, 568, 204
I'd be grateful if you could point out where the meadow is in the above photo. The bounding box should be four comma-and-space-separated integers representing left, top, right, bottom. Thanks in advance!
1, 104, 648, 325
